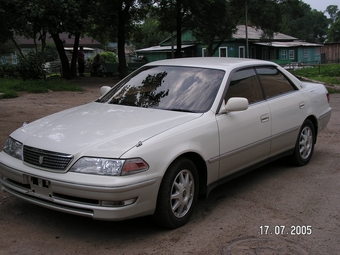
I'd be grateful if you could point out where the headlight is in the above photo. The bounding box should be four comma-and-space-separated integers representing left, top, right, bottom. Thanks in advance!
69, 157, 149, 176
3, 137, 23, 160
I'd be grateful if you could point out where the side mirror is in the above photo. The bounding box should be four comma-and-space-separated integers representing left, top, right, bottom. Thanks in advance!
100, 86, 111, 96
219, 97, 249, 114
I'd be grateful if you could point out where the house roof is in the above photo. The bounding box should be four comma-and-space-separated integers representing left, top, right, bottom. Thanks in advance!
15, 33, 102, 48
254, 41, 323, 47
136, 45, 194, 53
234, 25, 297, 41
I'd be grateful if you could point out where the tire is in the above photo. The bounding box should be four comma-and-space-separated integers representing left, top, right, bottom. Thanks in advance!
153, 157, 199, 229
291, 119, 315, 166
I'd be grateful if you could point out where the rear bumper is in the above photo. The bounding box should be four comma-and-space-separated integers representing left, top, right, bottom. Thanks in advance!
318, 108, 332, 132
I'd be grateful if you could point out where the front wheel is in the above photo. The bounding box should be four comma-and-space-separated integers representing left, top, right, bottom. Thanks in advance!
153, 157, 198, 229
290, 119, 315, 166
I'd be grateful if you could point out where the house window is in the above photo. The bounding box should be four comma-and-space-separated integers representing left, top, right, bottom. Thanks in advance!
303, 49, 308, 59
219, 47, 227, 57
289, 50, 294, 60
1, 56, 6, 65
202, 48, 207, 57
282, 50, 287, 60
239, 46, 245, 58
11, 52, 17, 64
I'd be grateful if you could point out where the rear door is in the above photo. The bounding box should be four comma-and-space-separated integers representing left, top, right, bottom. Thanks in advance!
255, 66, 308, 156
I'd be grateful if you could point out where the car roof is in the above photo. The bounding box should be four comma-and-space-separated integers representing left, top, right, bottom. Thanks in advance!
144, 57, 278, 71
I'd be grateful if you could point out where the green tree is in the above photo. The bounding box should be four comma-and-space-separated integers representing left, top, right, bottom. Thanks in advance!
280, 1, 328, 42
0, 0, 95, 79
326, 5, 340, 24
326, 5, 340, 42
89, 0, 151, 78
132, 15, 169, 49
190, 0, 242, 57
328, 19, 340, 42
155, 0, 194, 58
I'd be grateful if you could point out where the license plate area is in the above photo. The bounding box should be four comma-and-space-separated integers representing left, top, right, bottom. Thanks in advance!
28, 176, 52, 198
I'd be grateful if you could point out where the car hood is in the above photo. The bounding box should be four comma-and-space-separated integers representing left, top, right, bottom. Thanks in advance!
11, 102, 201, 157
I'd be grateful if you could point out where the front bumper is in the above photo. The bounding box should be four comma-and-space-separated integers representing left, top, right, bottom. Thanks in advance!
0, 153, 161, 221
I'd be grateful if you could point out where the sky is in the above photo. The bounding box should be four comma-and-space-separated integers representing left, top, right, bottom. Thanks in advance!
303, 0, 338, 13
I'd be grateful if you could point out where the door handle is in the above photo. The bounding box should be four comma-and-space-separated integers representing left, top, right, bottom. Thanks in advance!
260, 114, 269, 123
299, 102, 305, 109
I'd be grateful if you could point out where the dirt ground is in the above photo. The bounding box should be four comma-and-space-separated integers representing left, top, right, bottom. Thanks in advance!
0, 77, 339, 255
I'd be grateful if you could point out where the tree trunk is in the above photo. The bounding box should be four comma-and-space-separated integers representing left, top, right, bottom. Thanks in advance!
117, 2, 130, 79
71, 33, 80, 77
51, 33, 71, 79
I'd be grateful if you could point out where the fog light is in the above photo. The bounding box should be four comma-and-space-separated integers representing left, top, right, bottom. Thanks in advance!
100, 198, 137, 207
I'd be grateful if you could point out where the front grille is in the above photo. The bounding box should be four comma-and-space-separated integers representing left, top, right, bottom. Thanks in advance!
23, 145, 73, 171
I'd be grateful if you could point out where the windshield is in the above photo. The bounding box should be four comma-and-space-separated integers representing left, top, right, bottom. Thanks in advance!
97, 66, 225, 113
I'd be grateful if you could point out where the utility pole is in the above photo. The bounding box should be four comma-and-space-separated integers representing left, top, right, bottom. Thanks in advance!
245, 0, 249, 58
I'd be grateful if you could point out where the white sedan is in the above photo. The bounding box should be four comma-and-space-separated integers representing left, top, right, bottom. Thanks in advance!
0, 58, 332, 228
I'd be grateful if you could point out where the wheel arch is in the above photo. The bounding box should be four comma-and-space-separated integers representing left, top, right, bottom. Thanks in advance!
166, 152, 208, 196
305, 115, 318, 143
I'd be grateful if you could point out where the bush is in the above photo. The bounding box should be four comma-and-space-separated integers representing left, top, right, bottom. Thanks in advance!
16, 52, 46, 80
99, 51, 117, 63
0, 64, 19, 78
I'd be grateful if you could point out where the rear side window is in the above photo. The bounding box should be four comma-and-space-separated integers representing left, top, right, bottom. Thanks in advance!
225, 68, 264, 104
256, 67, 296, 99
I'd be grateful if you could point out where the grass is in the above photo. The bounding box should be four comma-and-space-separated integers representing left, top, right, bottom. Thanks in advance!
0, 78, 83, 99
289, 64, 340, 93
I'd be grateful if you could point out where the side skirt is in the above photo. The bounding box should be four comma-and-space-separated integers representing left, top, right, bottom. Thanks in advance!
205, 149, 294, 198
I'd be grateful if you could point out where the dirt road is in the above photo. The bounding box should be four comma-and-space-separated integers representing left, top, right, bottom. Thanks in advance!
0, 77, 339, 255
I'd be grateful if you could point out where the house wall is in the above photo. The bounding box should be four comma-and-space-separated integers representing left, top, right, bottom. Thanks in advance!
321, 43, 340, 63
296, 47, 322, 64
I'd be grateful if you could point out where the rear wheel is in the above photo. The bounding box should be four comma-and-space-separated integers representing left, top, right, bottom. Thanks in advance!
291, 119, 315, 166
153, 157, 198, 229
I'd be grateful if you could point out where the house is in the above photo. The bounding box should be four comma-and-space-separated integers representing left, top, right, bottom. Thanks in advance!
136, 25, 323, 65
1, 34, 103, 65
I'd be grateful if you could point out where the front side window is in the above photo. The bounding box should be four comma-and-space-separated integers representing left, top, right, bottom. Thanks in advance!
256, 67, 296, 99
98, 66, 225, 113
225, 68, 264, 104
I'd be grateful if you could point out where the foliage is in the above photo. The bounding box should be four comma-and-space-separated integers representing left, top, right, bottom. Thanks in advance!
0, 64, 19, 78
326, 5, 340, 23
0, 78, 82, 99
100, 52, 118, 63
88, 0, 151, 78
290, 64, 340, 86
326, 5, 340, 42
15, 52, 46, 80
327, 19, 340, 42
0, 40, 15, 55
190, 0, 241, 57
43, 43, 59, 63
279, 1, 328, 43
155, 0, 194, 58
132, 16, 169, 49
